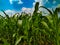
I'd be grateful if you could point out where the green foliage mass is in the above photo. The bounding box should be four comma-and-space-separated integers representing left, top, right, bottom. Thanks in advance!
0, 2, 60, 45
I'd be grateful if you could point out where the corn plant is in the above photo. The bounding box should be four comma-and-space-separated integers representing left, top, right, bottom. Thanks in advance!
0, 2, 60, 45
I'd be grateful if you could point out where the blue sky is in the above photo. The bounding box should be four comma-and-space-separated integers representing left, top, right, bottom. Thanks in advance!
0, 0, 60, 11
0, 0, 35, 11
0, 0, 60, 16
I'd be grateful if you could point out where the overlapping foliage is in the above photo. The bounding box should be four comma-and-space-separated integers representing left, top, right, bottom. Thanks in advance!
0, 2, 60, 45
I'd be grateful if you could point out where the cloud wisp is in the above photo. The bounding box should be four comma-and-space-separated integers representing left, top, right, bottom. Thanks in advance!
21, 7, 34, 14
10, 0, 23, 4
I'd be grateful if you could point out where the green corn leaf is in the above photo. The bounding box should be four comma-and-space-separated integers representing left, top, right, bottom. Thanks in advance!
2, 38, 10, 45
2, 10, 9, 19
39, 6, 53, 15
41, 21, 49, 29
15, 36, 24, 45
33, 2, 39, 13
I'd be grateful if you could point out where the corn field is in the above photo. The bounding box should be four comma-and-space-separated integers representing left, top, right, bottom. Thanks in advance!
0, 2, 60, 45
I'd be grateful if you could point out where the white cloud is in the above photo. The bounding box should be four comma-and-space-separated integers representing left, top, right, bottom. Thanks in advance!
9, 0, 23, 4
18, 0, 23, 4
10, 0, 12, 4
5, 10, 16, 16
0, 10, 16, 16
0, 7, 34, 17
21, 7, 34, 14
0, 10, 21, 17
